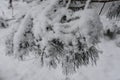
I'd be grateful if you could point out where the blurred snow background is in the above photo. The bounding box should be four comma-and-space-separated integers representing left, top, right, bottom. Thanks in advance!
0, 0, 120, 80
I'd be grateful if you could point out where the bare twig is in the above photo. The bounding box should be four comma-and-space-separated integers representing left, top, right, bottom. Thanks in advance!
99, 2, 106, 15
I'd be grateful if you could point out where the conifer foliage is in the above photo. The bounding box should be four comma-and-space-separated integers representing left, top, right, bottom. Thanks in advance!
4, 0, 104, 75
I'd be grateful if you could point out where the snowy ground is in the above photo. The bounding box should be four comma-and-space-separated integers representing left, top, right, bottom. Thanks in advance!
0, 37, 120, 80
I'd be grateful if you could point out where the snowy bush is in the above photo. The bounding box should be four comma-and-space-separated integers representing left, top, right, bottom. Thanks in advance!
101, 16, 120, 48
4, 0, 103, 76
103, 24, 118, 39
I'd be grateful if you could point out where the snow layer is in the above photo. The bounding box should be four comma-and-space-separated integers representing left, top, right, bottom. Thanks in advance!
0, 39, 120, 80
0, 0, 120, 80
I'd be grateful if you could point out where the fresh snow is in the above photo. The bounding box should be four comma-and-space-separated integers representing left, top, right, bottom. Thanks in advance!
0, 0, 120, 80
0, 39, 120, 80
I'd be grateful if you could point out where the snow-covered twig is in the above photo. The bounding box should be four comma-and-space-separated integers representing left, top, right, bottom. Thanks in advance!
84, 0, 91, 9
66, 0, 71, 9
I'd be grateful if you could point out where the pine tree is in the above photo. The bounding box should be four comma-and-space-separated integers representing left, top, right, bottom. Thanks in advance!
4, 0, 120, 79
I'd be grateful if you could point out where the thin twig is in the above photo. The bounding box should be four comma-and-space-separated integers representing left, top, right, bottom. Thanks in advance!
99, 2, 106, 15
